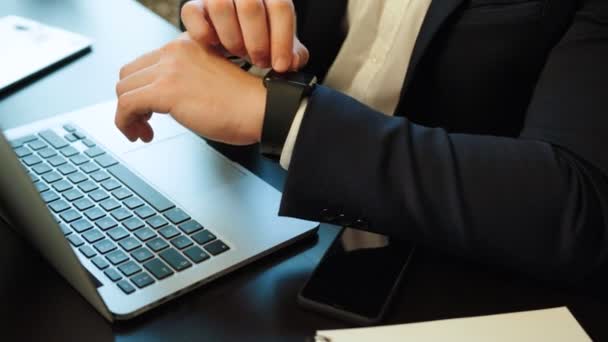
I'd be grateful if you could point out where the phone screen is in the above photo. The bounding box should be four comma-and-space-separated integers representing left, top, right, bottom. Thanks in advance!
300, 228, 414, 321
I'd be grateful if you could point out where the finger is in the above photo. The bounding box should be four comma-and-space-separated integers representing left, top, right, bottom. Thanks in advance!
115, 84, 169, 141
115, 63, 158, 97
135, 117, 154, 143
290, 41, 309, 70
235, 0, 270, 67
266, 0, 295, 72
181, 0, 220, 45
119, 49, 161, 80
206, 0, 246, 56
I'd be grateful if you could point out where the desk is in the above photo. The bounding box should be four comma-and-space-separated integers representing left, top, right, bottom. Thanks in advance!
0, 1, 605, 341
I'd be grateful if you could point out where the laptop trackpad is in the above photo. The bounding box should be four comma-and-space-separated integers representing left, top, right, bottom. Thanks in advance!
119, 133, 246, 207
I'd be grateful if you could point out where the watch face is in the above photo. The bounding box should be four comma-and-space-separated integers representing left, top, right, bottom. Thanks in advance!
264, 70, 316, 88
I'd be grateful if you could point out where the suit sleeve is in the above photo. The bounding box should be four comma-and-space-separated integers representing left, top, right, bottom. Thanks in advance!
279, 0, 608, 284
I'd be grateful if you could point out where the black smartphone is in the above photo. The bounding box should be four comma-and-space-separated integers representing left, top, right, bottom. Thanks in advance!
298, 227, 415, 326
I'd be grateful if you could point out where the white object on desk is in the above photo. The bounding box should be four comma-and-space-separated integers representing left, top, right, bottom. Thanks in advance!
0, 15, 92, 91
316, 307, 590, 342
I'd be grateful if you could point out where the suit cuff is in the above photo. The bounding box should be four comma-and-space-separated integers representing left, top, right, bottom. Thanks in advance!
280, 98, 309, 170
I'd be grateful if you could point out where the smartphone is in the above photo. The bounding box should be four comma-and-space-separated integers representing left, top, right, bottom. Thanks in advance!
298, 227, 415, 326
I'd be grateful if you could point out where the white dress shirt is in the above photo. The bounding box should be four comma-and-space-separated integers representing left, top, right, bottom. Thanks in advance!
280, 0, 433, 169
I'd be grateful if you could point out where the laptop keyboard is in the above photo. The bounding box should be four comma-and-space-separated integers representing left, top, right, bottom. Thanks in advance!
10, 124, 230, 295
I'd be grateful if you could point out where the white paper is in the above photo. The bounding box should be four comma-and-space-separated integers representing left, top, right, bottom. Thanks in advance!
317, 307, 590, 342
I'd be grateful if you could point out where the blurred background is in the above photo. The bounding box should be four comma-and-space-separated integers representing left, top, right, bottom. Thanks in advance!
138, 0, 180, 27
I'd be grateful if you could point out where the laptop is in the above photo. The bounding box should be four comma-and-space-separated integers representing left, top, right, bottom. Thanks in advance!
0, 101, 318, 321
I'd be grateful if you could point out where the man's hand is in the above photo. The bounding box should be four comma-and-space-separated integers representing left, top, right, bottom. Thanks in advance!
181, 0, 308, 72
115, 34, 265, 145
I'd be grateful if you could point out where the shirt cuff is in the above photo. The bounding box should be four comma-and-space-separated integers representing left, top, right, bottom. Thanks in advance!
280, 97, 309, 170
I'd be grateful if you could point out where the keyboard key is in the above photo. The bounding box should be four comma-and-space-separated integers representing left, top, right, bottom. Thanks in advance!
117, 280, 136, 294
164, 208, 190, 225
192, 230, 216, 246
84, 146, 105, 158
73, 198, 94, 211
104, 268, 122, 282
49, 199, 70, 213
119, 237, 142, 252
28, 139, 48, 151
58, 164, 77, 175
67, 234, 84, 247
82, 138, 96, 148
14, 146, 32, 158
10, 135, 36, 148
48, 155, 67, 167
58, 222, 71, 235
83, 229, 105, 243
204, 240, 230, 256
112, 188, 132, 200
78, 180, 98, 193
123, 197, 144, 210
118, 261, 142, 277
146, 215, 168, 229
90, 171, 110, 183
96, 216, 118, 231
94, 239, 116, 254
111, 207, 132, 221
63, 188, 84, 202
32, 163, 52, 175
59, 146, 79, 157
64, 133, 77, 142
79, 245, 97, 258
183, 246, 210, 264
159, 226, 180, 240
123, 217, 144, 231
73, 131, 86, 140
41, 190, 60, 203
95, 154, 118, 168
42, 171, 62, 184
84, 207, 106, 221
146, 237, 169, 252
130, 272, 154, 289
134, 227, 156, 241
71, 219, 93, 233
179, 220, 204, 235
108, 227, 129, 241
35, 182, 49, 193
134, 206, 155, 219
91, 255, 110, 270
22, 155, 42, 166
39, 129, 69, 149
38, 148, 57, 159
106, 250, 129, 265
159, 248, 192, 271
28, 172, 39, 183
89, 189, 110, 202
107, 164, 175, 212
63, 124, 76, 133
80, 161, 100, 174
100, 198, 121, 212
101, 179, 121, 191
67, 172, 88, 184
171, 235, 193, 250
52, 179, 73, 192
131, 247, 154, 263
70, 154, 89, 166
143, 258, 174, 280
60, 209, 82, 223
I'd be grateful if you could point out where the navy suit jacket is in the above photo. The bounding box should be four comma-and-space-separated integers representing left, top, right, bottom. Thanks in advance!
182, 0, 608, 286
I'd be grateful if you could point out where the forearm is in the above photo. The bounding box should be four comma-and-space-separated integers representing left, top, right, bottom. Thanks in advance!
280, 85, 608, 284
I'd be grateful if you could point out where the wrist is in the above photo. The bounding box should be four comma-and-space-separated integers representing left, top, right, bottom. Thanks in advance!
240, 74, 267, 144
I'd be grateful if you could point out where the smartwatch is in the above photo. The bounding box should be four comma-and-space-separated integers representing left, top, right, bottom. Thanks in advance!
260, 70, 317, 156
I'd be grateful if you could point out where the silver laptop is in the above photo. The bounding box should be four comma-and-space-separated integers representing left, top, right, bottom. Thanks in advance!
0, 102, 318, 321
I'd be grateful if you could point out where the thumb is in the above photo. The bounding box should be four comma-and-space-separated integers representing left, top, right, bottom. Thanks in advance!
181, 0, 220, 46
290, 37, 310, 71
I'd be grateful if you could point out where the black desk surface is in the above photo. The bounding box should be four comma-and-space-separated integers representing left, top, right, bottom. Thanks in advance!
0, 1, 605, 341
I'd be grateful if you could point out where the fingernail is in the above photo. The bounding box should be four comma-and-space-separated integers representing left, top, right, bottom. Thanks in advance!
273, 57, 289, 72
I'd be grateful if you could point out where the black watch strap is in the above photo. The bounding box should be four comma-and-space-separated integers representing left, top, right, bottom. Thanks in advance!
260, 72, 316, 156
